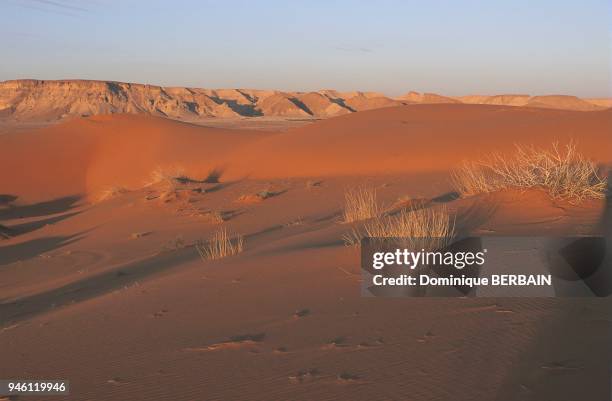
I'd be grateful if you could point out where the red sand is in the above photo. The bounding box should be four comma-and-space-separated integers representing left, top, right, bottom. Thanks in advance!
0, 114, 270, 202
1, 104, 610, 400
1, 105, 610, 202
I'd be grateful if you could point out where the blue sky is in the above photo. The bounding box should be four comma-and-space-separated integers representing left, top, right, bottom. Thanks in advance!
1, 0, 610, 96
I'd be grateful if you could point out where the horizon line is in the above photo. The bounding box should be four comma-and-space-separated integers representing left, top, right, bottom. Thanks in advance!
2, 77, 610, 99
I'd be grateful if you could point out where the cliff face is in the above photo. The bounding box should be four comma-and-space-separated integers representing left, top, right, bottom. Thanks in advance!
0, 80, 608, 122
0, 80, 242, 121
0, 80, 380, 121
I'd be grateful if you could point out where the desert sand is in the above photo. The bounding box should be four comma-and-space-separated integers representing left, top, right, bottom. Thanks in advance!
1, 104, 611, 400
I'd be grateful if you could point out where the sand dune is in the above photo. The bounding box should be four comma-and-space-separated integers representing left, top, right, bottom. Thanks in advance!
1, 100, 610, 401
0, 114, 270, 202
1, 104, 610, 205
225, 104, 612, 178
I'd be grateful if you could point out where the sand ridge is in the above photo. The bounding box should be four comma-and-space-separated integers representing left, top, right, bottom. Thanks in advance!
1, 105, 611, 203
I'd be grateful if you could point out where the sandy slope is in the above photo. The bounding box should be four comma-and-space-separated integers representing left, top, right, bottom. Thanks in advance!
225, 104, 612, 178
0, 114, 270, 202
2, 104, 609, 204
0, 105, 610, 400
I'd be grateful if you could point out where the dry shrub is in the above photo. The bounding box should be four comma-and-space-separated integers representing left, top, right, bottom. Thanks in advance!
451, 142, 607, 203
196, 228, 244, 260
343, 187, 380, 223
95, 186, 128, 202
147, 166, 187, 188
237, 188, 283, 203
306, 180, 322, 189
204, 168, 223, 183
344, 206, 454, 250
202, 210, 226, 224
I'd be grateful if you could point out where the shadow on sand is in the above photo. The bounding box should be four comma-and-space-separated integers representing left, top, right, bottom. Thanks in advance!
0, 231, 86, 267
0, 195, 81, 220
0, 246, 200, 326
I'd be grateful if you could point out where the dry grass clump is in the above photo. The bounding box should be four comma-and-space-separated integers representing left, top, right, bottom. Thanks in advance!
204, 168, 223, 184
202, 210, 226, 224
147, 166, 187, 188
306, 180, 322, 189
196, 228, 244, 260
95, 186, 129, 202
256, 189, 278, 199
237, 188, 284, 203
344, 206, 454, 250
343, 187, 380, 223
452, 142, 606, 203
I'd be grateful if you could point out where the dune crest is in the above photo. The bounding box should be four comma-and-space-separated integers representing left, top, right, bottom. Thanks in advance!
224, 104, 612, 178
2, 105, 610, 203
0, 114, 270, 202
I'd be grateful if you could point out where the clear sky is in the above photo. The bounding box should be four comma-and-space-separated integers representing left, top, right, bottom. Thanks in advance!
1, 0, 610, 97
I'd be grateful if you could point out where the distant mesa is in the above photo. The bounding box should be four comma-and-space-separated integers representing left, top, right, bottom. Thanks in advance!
398, 91, 460, 104
256, 93, 311, 117
0, 79, 608, 122
525, 95, 602, 111
458, 94, 530, 106
343, 93, 405, 111
295, 92, 351, 117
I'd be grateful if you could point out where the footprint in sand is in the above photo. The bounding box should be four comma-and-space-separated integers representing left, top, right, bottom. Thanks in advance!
417, 330, 435, 343
289, 368, 319, 383
336, 372, 362, 384
322, 336, 350, 350
541, 360, 581, 374
151, 309, 168, 318
293, 308, 310, 319
186, 333, 266, 352
357, 337, 385, 349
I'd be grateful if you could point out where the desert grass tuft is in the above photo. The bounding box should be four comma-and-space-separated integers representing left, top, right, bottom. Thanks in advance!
306, 179, 322, 189
147, 166, 187, 188
451, 142, 607, 203
343, 206, 454, 250
196, 228, 244, 261
237, 187, 284, 203
200, 210, 227, 224
95, 186, 128, 202
343, 187, 380, 223
204, 168, 223, 184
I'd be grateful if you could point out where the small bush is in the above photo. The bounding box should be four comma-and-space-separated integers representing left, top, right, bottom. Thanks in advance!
451, 142, 607, 203
343, 187, 380, 223
147, 166, 186, 188
237, 188, 283, 203
344, 206, 454, 250
196, 228, 244, 260
95, 186, 128, 202
203, 210, 226, 224
204, 168, 223, 184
